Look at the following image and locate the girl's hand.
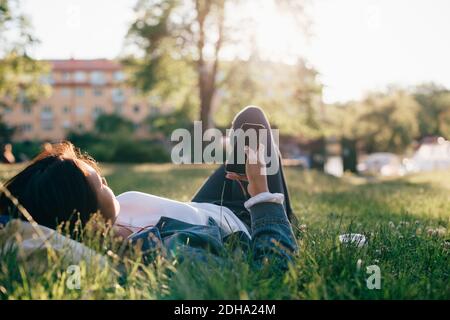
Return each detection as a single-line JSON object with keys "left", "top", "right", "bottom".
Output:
{"left": 226, "top": 145, "right": 269, "bottom": 197}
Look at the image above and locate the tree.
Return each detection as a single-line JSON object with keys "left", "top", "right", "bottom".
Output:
{"left": 342, "top": 90, "right": 420, "bottom": 153}
{"left": 94, "top": 113, "right": 135, "bottom": 136}
{"left": 0, "top": 115, "right": 15, "bottom": 144}
{"left": 413, "top": 83, "right": 450, "bottom": 139}
{"left": 214, "top": 57, "right": 323, "bottom": 139}
{"left": 0, "top": 0, "right": 49, "bottom": 110}
{"left": 125, "top": 0, "right": 225, "bottom": 131}
{"left": 67, "top": 114, "right": 172, "bottom": 163}
{"left": 125, "top": 0, "right": 309, "bottom": 132}
{"left": 147, "top": 101, "right": 194, "bottom": 137}
{"left": 292, "top": 59, "right": 324, "bottom": 137}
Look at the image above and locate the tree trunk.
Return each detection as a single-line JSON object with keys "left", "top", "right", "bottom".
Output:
{"left": 200, "top": 93, "right": 213, "bottom": 132}
{"left": 195, "top": 0, "right": 224, "bottom": 133}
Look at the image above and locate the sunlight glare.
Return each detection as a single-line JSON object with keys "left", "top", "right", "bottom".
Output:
{"left": 252, "top": 0, "right": 305, "bottom": 63}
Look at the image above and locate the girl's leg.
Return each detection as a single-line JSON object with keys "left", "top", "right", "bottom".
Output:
{"left": 230, "top": 106, "right": 294, "bottom": 218}
{"left": 191, "top": 106, "right": 294, "bottom": 221}
{"left": 191, "top": 164, "right": 233, "bottom": 203}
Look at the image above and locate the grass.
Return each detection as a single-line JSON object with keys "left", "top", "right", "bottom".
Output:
{"left": 0, "top": 163, "right": 449, "bottom": 299}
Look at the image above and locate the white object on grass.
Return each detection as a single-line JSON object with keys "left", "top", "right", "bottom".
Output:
{"left": 339, "top": 233, "right": 367, "bottom": 247}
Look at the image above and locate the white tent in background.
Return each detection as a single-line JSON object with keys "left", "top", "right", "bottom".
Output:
{"left": 406, "top": 137, "right": 450, "bottom": 172}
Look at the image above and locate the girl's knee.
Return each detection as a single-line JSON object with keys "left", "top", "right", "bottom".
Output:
{"left": 233, "top": 105, "right": 268, "bottom": 127}
{"left": 240, "top": 105, "right": 265, "bottom": 117}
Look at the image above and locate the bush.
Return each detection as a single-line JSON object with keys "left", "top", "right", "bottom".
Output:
{"left": 64, "top": 114, "right": 172, "bottom": 163}
{"left": 11, "top": 141, "right": 42, "bottom": 161}
{"left": 66, "top": 132, "right": 99, "bottom": 151}
{"left": 67, "top": 133, "right": 171, "bottom": 163}
{"left": 85, "top": 143, "right": 117, "bottom": 162}
{"left": 111, "top": 140, "right": 170, "bottom": 163}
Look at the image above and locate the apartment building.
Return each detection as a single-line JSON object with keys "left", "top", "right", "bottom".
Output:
{"left": 2, "top": 59, "right": 155, "bottom": 141}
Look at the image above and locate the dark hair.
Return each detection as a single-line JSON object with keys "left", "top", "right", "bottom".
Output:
{"left": 0, "top": 141, "right": 100, "bottom": 229}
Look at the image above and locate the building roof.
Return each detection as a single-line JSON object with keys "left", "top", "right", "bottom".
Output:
{"left": 47, "top": 59, "right": 122, "bottom": 72}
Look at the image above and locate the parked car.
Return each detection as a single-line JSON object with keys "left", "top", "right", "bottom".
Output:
{"left": 357, "top": 153, "right": 406, "bottom": 176}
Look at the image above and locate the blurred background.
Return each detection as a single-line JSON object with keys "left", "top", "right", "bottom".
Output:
{"left": 1, "top": 0, "right": 449, "bottom": 177}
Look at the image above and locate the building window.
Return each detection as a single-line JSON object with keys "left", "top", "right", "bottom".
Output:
{"left": 91, "top": 71, "right": 105, "bottom": 85}
{"left": 22, "top": 105, "right": 32, "bottom": 114}
{"left": 63, "top": 105, "right": 70, "bottom": 114}
{"left": 61, "top": 88, "right": 71, "bottom": 97}
{"left": 41, "top": 106, "right": 53, "bottom": 117}
{"left": 75, "top": 105, "right": 85, "bottom": 116}
{"left": 93, "top": 88, "right": 103, "bottom": 96}
{"left": 133, "top": 105, "right": 140, "bottom": 113}
{"left": 75, "top": 88, "right": 85, "bottom": 96}
{"left": 74, "top": 71, "right": 87, "bottom": 82}
{"left": 40, "top": 106, "right": 53, "bottom": 130}
{"left": 77, "top": 123, "right": 84, "bottom": 131}
{"left": 93, "top": 106, "right": 103, "bottom": 119}
{"left": 17, "top": 90, "right": 30, "bottom": 106}
{"left": 112, "top": 88, "right": 125, "bottom": 103}
{"left": 113, "top": 71, "right": 125, "bottom": 82}
{"left": 114, "top": 104, "right": 123, "bottom": 114}
{"left": 113, "top": 88, "right": 124, "bottom": 95}
{"left": 40, "top": 73, "right": 54, "bottom": 85}
{"left": 62, "top": 72, "right": 71, "bottom": 81}
{"left": 22, "top": 123, "right": 33, "bottom": 132}
{"left": 41, "top": 118, "right": 53, "bottom": 131}
{"left": 62, "top": 120, "right": 71, "bottom": 129}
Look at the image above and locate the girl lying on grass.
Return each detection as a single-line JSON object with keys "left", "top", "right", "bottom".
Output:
{"left": 0, "top": 106, "right": 297, "bottom": 268}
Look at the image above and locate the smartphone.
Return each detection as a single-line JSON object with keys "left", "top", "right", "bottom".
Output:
{"left": 225, "top": 123, "right": 266, "bottom": 176}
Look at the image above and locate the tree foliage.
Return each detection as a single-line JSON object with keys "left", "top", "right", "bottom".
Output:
{"left": 0, "top": 0, "right": 49, "bottom": 110}
{"left": 0, "top": 115, "right": 15, "bottom": 144}
{"left": 94, "top": 113, "right": 135, "bottom": 136}
{"left": 124, "top": 0, "right": 310, "bottom": 132}
{"left": 333, "top": 90, "right": 421, "bottom": 153}
{"left": 67, "top": 114, "right": 171, "bottom": 163}
{"left": 215, "top": 57, "right": 324, "bottom": 138}
{"left": 413, "top": 83, "right": 450, "bottom": 139}
{"left": 147, "top": 102, "right": 194, "bottom": 137}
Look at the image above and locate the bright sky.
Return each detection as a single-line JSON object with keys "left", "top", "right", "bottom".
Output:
{"left": 21, "top": 0, "right": 450, "bottom": 103}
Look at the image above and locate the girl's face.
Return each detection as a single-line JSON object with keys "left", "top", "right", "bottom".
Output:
{"left": 80, "top": 162, "right": 120, "bottom": 223}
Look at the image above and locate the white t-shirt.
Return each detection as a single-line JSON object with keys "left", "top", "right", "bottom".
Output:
{"left": 115, "top": 191, "right": 251, "bottom": 238}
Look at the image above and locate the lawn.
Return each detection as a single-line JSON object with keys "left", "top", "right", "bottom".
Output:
{"left": 0, "top": 163, "right": 449, "bottom": 299}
